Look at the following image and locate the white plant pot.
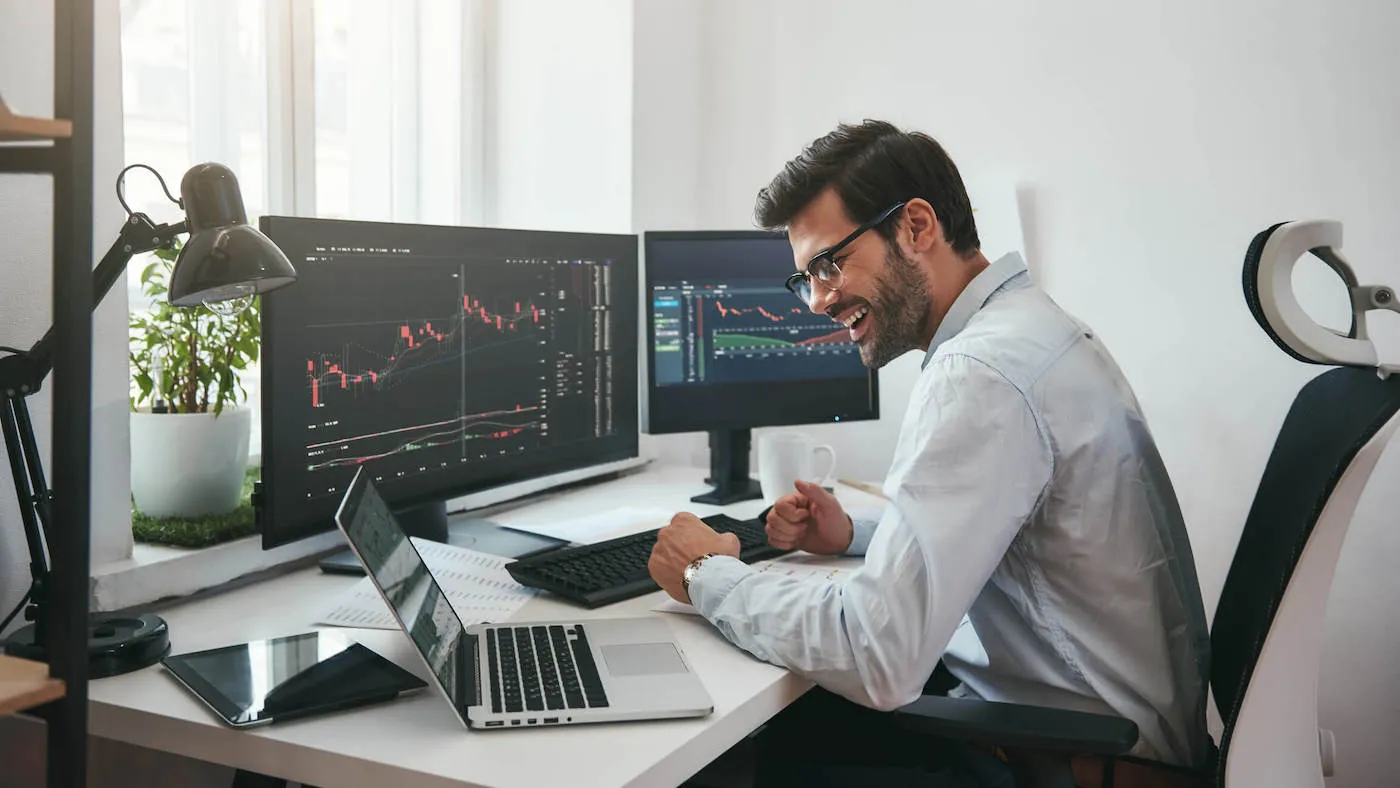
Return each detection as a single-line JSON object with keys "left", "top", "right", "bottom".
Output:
{"left": 131, "top": 406, "right": 251, "bottom": 518}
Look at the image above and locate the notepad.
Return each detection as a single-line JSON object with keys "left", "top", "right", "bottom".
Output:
{"left": 316, "top": 539, "right": 538, "bottom": 630}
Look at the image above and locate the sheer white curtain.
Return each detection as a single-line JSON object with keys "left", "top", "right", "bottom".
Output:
{"left": 313, "top": 0, "right": 476, "bottom": 223}
{"left": 120, "top": 0, "right": 484, "bottom": 462}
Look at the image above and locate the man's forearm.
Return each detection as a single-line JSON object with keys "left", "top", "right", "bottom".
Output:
{"left": 687, "top": 540, "right": 944, "bottom": 711}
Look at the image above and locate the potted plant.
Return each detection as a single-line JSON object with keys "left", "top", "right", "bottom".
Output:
{"left": 128, "top": 239, "right": 260, "bottom": 518}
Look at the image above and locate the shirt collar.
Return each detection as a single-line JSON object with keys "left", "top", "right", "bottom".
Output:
{"left": 922, "top": 252, "right": 1029, "bottom": 368}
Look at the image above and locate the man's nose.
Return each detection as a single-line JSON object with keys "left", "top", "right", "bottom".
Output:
{"left": 808, "top": 284, "right": 838, "bottom": 316}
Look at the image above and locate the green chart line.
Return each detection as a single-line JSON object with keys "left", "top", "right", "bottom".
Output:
{"left": 713, "top": 333, "right": 796, "bottom": 349}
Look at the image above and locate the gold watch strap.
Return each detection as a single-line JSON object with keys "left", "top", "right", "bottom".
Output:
{"left": 683, "top": 553, "right": 716, "bottom": 592}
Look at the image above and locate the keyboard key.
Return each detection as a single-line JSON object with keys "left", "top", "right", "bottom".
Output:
{"left": 550, "top": 625, "right": 587, "bottom": 709}
{"left": 533, "top": 626, "right": 567, "bottom": 711}
{"left": 487, "top": 631, "right": 502, "bottom": 714}
{"left": 515, "top": 627, "right": 545, "bottom": 712}
{"left": 568, "top": 625, "right": 609, "bottom": 708}
{"left": 495, "top": 629, "right": 524, "bottom": 713}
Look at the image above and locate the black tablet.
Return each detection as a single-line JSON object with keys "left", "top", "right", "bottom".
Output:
{"left": 162, "top": 631, "right": 427, "bottom": 727}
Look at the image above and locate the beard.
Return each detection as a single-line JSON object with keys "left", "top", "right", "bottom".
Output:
{"left": 857, "top": 244, "right": 932, "bottom": 368}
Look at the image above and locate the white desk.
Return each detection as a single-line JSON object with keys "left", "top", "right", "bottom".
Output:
{"left": 87, "top": 465, "right": 875, "bottom": 788}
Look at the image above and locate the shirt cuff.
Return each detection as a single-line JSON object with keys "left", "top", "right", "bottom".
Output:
{"left": 687, "top": 555, "right": 752, "bottom": 617}
{"left": 846, "top": 518, "right": 878, "bottom": 556}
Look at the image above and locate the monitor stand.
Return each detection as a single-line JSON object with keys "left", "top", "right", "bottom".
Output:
{"left": 318, "top": 499, "right": 567, "bottom": 575}
{"left": 690, "top": 428, "right": 763, "bottom": 505}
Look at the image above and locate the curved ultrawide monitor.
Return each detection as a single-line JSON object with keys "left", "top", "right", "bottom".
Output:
{"left": 643, "top": 230, "right": 878, "bottom": 435}
{"left": 258, "top": 216, "right": 639, "bottom": 549}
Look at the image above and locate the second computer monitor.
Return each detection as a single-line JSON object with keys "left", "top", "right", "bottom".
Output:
{"left": 644, "top": 231, "right": 878, "bottom": 504}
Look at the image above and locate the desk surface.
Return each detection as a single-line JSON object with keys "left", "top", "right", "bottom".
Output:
{"left": 87, "top": 465, "right": 876, "bottom": 788}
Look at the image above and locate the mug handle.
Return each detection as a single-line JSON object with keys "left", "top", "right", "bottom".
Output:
{"left": 811, "top": 444, "right": 837, "bottom": 487}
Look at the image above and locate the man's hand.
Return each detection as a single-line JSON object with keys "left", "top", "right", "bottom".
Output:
{"left": 765, "top": 480, "right": 853, "bottom": 555}
{"left": 648, "top": 513, "right": 741, "bottom": 603}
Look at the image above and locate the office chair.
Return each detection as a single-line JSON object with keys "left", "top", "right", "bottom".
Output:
{"left": 888, "top": 219, "right": 1400, "bottom": 788}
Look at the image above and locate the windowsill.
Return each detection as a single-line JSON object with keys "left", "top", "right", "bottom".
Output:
{"left": 91, "top": 456, "right": 651, "bottom": 612}
{"left": 91, "top": 530, "right": 344, "bottom": 613}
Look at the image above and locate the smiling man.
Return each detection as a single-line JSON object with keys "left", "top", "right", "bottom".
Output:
{"left": 648, "top": 120, "right": 1212, "bottom": 788}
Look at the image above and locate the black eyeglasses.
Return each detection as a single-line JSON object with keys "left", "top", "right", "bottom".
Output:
{"left": 784, "top": 201, "right": 906, "bottom": 305}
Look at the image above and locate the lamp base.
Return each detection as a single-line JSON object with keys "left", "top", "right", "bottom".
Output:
{"left": 3, "top": 612, "right": 170, "bottom": 679}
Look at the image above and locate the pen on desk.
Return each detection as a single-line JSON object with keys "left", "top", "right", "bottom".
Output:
{"left": 837, "top": 478, "right": 888, "bottom": 500}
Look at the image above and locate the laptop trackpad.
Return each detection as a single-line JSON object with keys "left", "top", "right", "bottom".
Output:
{"left": 601, "top": 643, "right": 688, "bottom": 676}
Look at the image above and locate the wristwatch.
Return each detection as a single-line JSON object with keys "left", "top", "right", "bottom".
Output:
{"left": 681, "top": 553, "right": 717, "bottom": 599}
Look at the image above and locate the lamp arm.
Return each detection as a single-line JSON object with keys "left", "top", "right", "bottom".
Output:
{"left": 18, "top": 214, "right": 187, "bottom": 385}
{"left": 0, "top": 212, "right": 185, "bottom": 641}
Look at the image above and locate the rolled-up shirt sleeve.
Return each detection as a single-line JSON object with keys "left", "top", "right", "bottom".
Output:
{"left": 688, "top": 354, "right": 1052, "bottom": 711}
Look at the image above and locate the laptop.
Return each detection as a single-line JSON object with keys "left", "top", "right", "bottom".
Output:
{"left": 332, "top": 466, "right": 714, "bottom": 729}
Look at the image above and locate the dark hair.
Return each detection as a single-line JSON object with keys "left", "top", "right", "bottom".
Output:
{"left": 754, "top": 119, "right": 980, "bottom": 258}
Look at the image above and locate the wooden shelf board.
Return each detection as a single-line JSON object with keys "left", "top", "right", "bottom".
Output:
{"left": 0, "top": 100, "right": 72, "bottom": 141}
{"left": 0, "top": 655, "right": 65, "bottom": 716}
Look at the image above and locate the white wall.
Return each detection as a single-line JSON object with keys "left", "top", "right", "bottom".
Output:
{"left": 489, "top": 0, "right": 633, "bottom": 234}
{"left": 634, "top": 0, "right": 1400, "bottom": 784}
{"left": 0, "top": 0, "right": 131, "bottom": 638}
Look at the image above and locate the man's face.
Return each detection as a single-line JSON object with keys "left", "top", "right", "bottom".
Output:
{"left": 789, "top": 190, "right": 931, "bottom": 368}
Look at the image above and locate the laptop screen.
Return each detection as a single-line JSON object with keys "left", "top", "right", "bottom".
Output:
{"left": 335, "top": 469, "right": 476, "bottom": 713}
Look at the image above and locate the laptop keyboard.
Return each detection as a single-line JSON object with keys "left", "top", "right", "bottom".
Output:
{"left": 487, "top": 624, "right": 608, "bottom": 714}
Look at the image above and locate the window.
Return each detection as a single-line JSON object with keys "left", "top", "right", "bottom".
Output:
{"left": 119, "top": 0, "right": 484, "bottom": 462}
{"left": 312, "top": 0, "right": 470, "bottom": 222}
{"left": 121, "top": 0, "right": 270, "bottom": 243}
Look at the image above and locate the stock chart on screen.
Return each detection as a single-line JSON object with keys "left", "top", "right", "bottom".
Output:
{"left": 259, "top": 217, "right": 634, "bottom": 539}
{"left": 651, "top": 281, "right": 866, "bottom": 386}
{"left": 297, "top": 253, "right": 613, "bottom": 499}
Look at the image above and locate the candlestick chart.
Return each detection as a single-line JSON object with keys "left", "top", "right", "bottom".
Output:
{"left": 295, "top": 258, "right": 569, "bottom": 491}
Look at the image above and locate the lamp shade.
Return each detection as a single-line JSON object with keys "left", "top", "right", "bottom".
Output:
{"left": 168, "top": 162, "right": 297, "bottom": 307}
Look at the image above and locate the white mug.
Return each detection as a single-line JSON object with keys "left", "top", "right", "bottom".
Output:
{"left": 757, "top": 432, "right": 837, "bottom": 503}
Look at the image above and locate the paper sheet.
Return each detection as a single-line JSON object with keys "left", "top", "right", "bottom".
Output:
{"left": 651, "top": 558, "right": 853, "bottom": 616}
{"left": 501, "top": 505, "right": 674, "bottom": 545}
{"left": 316, "top": 539, "right": 537, "bottom": 630}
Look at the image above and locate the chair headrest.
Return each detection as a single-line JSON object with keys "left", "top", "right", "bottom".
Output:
{"left": 1243, "top": 220, "right": 1397, "bottom": 375}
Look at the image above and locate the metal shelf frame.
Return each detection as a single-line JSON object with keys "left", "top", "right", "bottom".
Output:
{"left": 1, "top": 2, "right": 96, "bottom": 786}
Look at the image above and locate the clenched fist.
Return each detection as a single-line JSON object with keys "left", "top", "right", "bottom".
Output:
{"left": 765, "top": 480, "right": 853, "bottom": 555}
{"left": 648, "top": 512, "right": 741, "bottom": 603}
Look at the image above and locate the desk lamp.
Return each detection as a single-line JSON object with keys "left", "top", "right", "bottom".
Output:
{"left": 0, "top": 162, "right": 297, "bottom": 678}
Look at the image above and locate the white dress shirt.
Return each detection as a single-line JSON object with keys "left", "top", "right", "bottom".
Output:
{"left": 688, "top": 252, "right": 1212, "bottom": 767}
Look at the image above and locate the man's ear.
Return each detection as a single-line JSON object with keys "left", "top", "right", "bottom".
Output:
{"left": 900, "top": 198, "right": 942, "bottom": 255}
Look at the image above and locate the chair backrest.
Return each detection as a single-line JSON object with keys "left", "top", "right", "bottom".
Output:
{"left": 1210, "top": 220, "right": 1400, "bottom": 788}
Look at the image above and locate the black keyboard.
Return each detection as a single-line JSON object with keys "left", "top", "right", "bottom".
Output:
{"left": 505, "top": 513, "right": 789, "bottom": 608}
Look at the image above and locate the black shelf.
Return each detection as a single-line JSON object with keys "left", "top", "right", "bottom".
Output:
{"left": 0, "top": 146, "right": 58, "bottom": 174}
{"left": 1, "top": 2, "right": 95, "bottom": 787}
{"left": 46, "top": 1, "right": 96, "bottom": 786}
